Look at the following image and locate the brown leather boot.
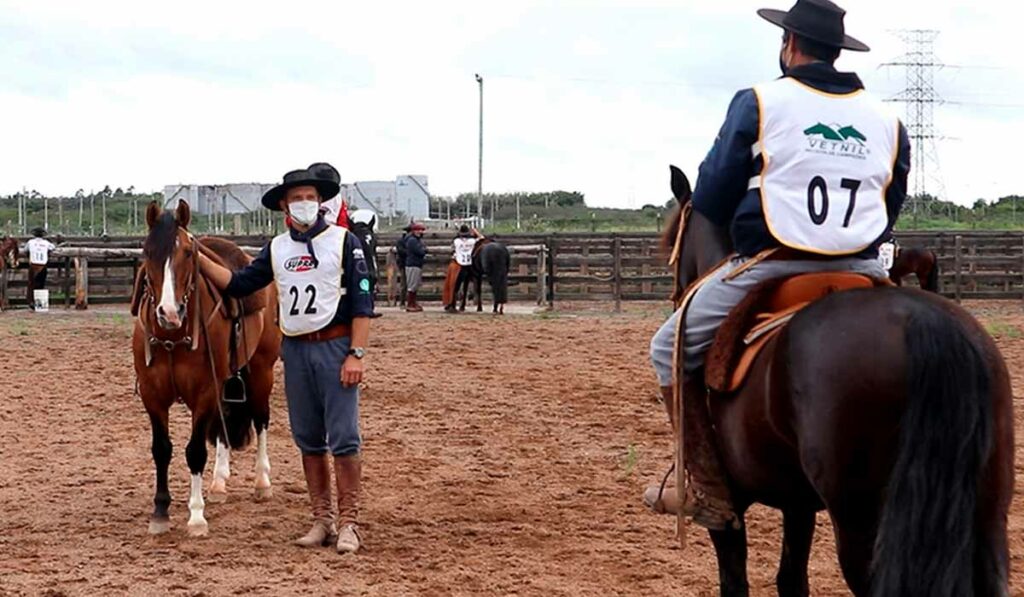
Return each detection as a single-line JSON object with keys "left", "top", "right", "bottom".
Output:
{"left": 405, "top": 291, "right": 423, "bottom": 312}
{"left": 680, "top": 370, "right": 738, "bottom": 530}
{"left": 295, "top": 453, "right": 337, "bottom": 547}
{"left": 333, "top": 454, "right": 362, "bottom": 554}
{"left": 643, "top": 385, "right": 680, "bottom": 514}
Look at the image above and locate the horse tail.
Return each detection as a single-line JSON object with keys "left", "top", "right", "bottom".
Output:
{"left": 924, "top": 251, "right": 940, "bottom": 292}
{"left": 871, "top": 304, "right": 996, "bottom": 596}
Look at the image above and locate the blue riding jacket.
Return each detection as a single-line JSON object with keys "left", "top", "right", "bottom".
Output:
{"left": 691, "top": 62, "right": 912, "bottom": 258}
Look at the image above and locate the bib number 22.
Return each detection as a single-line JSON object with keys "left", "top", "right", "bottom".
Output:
{"left": 807, "top": 176, "right": 861, "bottom": 228}
{"left": 288, "top": 285, "right": 318, "bottom": 316}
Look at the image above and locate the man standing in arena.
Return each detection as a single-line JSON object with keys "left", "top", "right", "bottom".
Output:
{"left": 199, "top": 164, "right": 372, "bottom": 554}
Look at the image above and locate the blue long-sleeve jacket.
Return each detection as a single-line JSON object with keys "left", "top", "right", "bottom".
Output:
{"left": 691, "top": 62, "right": 911, "bottom": 258}
{"left": 225, "top": 231, "right": 374, "bottom": 326}
{"left": 403, "top": 235, "right": 427, "bottom": 268}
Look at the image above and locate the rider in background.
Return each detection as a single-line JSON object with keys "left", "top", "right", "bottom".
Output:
{"left": 403, "top": 222, "right": 428, "bottom": 312}
{"left": 646, "top": 0, "right": 910, "bottom": 530}
{"left": 25, "top": 227, "right": 56, "bottom": 310}
{"left": 445, "top": 225, "right": 479, "bottom": 312}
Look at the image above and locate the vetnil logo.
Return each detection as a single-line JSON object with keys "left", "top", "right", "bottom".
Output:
{"left": 803, "top": 122, "right": 869, "bottom": 159}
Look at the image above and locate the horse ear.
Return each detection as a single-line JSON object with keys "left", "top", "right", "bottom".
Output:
{"left": 669, "top": 165, "right": 692, "bottom": 204}
{"left": 145, "top": 201, "right": 161, "bottom": 229}
{"left": 176, "top": 200, "right": 192, "bottom": 229}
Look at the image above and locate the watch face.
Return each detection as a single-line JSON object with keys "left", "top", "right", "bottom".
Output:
{"left": 351, "top": 348, "right": 366, "bottom": 358}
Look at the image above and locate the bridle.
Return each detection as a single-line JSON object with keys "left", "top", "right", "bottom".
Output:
{"left": 139, "top": 232, "right": 202, "bottom": 358}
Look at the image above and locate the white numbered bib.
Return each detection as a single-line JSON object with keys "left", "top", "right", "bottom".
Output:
{"left": 453, "top": 237, "right": 476, "bottom": 266}
{"left": 752, "top": 78, "right": 898, "bottom": 255}
{"left": 878, "top": 241, "right": 896, "bottom": 271}
{"left": 26, "top": 238, "right": 54, "bottom": 265}
{"left": 270, "top": 226, "right": 348, "bottom": 336}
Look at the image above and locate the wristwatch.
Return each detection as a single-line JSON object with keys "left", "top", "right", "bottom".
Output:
{"left": 347, "top": 347, "right": 367, "bottom": 359}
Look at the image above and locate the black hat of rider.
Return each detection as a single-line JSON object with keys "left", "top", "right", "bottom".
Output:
{"left": 261, "top": 165, "right": 341, "bottom": 211}
{"left": 32, "top": 227, "right": 46, "bottom": 237}
{"left": 758, "top": 0, "right": 869, "bottom": 52}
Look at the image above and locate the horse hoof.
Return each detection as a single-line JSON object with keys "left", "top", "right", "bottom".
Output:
{"left": 187, "top": 522, "right": 209, "bottom": 537}
{"left": 254, "top": 486, "right": 273, "bottom": 501}
{"left": 207, "top": 491, "right": 228, "bottom": 504}
{"left": 148, "top": 519, "right": 171, "bottom": 535}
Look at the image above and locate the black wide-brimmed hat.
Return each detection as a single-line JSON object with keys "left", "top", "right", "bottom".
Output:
{"left": 261, "top": 165, "right": 341, "bottom": 211}
{"left": 758, "top": 0, "right": 869, "bottom": 52}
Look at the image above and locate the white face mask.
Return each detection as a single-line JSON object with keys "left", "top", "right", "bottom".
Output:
{"left": 288, "top": 200, "right": 320, "bottom": 226}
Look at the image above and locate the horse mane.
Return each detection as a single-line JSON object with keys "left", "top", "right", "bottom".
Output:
{"left": 144, "top": 212, "right": 179, "bottom": 265}
{"left": 660, "top": 203, "right": 682, "bottom": 257}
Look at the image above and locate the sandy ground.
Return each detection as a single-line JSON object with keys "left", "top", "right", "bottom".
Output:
{"left": 0, "top": 300, "right": 1021, "bottom": 596}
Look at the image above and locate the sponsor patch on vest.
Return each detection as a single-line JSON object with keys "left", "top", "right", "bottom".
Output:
{"left": 803, "top": 123, "right": 869, "bottom": 160}
{"left": 283, "top": 255, "right": 317, "bottom": 272}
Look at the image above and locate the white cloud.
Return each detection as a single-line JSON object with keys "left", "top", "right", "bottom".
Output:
{"left": 0, "top": 0, "right": 1020, "bottom": 209}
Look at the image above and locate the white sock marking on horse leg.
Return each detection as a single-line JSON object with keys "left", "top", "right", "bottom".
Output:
{"left": 187, "top": 473, "right": 208, "bottom": 535}
{"left": 209, "top": 439, "right": 230, "bottom": 497}
{"left": 254, "top": 430, "right": 272, "bottom": 498}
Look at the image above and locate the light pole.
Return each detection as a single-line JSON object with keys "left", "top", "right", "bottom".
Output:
{"left": 475, "top": 73, "right": 483, "bottom": 227}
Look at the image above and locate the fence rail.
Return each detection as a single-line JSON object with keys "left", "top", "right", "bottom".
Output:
{"left": 5, "top": 231, "right": 1024, "bottom": 310}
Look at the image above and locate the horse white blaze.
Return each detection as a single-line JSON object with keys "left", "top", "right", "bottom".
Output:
{"left": 158, "top": 257, "right": 181, "bottom": 327}
{"left": 210, "top": 439, "right": 230, "bottom": 497}
{"left": 187, "top": 473, "right": 208, "bottom": 535}
{"left": 254, "top": 430, "right": 272, "bottom": 498}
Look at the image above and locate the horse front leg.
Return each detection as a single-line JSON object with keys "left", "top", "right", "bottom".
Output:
{"left": 147, "top": 410, "right": 173, "bottom": 535}
{"left": 207, "top": 439, "right": 230, "bottom": 503}
{"left": 254, "top": 426, "right": 272, "bottom": 501}
{"left": 185, "top": 415, "right": 211, "bottom": 537}
{"left": 709, "top": 512, "right": 749, "bottom": 597}
{"left": 777, "top": 509, "right": 816, "bottom": 597}
{"left": 475, "top": 276, "right": 483, "bottom": 312}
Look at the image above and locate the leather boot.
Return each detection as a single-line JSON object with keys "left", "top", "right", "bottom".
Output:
{"left": 643, "top": 386, "right": 680, "bottom": 514}
{"left": 295, "top": 453, "right": 337, "bottom": 547}
{"left": 680, "top": 370, "right": 738, "bottom": 530}
{"left": 333, "top": 454, "right": 362, "bottom": 554}
{"left": 405, "top": 291, "right": 423, "bottom": 312}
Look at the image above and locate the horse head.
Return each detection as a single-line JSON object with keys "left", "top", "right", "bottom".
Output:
{"left": 142, "top": 200, "right": 198, "bottom": 331}
{"left": 0, "top": 237, "right": 17, "bottom": 269}
{"left": 661, "top": 165, "right": 732, "bottom": 297}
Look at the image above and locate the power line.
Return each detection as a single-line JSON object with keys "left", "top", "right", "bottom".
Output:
{"left": 881, "top": 29, "right": 948, "bottom": 211}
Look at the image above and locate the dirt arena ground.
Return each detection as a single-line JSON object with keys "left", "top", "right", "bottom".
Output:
{"left": 1, "top": 300, "right": 1022, "bottom": 596}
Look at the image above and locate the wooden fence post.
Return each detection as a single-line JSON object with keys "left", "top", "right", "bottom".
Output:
{"left": 75, "top": 257, "right": 89, "bottom": 310}
{"left": 536, "top": 245, "right": 546, "bottom": 306}
{"left": 64, "top": 256, "right": 72, "bottom": 309}
{"left": 385, "top": 249, "right": 397, "bottom": 307}
{"left": 613, "top": 236, "right": 622, "bottom": 313}
{"left": 0, "top": 263, "right": 7, "bottom": 310}
{"left": 547, "top": 237, "right": 557, "bottom": 308}
{"left": 953, "top": 235, "right": 962, "bottom": 304}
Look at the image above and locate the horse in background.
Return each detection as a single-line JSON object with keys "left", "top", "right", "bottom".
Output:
{"left": 0, "top": 236, "right": 17, "bottom": 310}
{"left": 348, "top": 209, "right": 380, "bottom": 299}
{"left": 462, "top": 239, "right": 510, "bottom": 314}
{"left": 132, "top": 200, "right": 280, "bottom": 536}
{"left": 889, "top": 245, "right": 940, "bottom": 292}
{"left": 658, "top": 164, "right": 1012, "bottom": 596}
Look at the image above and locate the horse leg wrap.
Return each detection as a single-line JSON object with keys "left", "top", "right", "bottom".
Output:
{"left": 681, "top": 371, "right": 739, "bottom": 531}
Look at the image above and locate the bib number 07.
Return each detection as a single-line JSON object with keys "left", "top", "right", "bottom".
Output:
{"left": 807, "top": 176, "right": 862, "bottom": 228}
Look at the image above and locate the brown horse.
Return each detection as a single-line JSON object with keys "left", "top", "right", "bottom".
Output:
{"left": 889, "top": 245, "right": 940, "bottom": 292}
{"left": 660, "top": 165, "right": 1013, "bottom": 596}
{"left": 132, "top": 201, "right": 280, "bottom": 536}
{"left": 0, "top": 236, "right": 17, "bottom": 310}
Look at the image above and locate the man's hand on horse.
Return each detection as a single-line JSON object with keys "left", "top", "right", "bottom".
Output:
{"left": 341, "top": 356, "right": 364, "bottom": 387}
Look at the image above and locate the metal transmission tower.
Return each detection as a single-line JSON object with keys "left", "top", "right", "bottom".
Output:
{"left": 882, "top": 29, "right": 947, "bottom": 217}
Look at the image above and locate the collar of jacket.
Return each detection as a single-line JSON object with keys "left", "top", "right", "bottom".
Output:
{"left": 783, "top": 62, "right": 864, "bottom": 92}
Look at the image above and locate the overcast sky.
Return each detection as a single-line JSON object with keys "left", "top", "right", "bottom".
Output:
{"left": 1, "top": 0, "right": 1020, "bottom": 207}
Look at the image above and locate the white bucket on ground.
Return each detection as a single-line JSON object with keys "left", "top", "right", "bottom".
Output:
{"left": 33, "top": 289, "right": 49, "bottom": 312}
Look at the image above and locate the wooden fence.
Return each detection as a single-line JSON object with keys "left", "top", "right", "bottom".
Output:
{"left": 4, "top": 231, "right": 1024, "bottom": 309}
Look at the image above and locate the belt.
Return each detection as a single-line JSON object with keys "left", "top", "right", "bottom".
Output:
{"left": 292, "top": 323, "right": 351, "bottom": 343}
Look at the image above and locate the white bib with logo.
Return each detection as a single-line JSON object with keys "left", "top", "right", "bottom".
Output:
{"left": 453, "top": 237, "right": 476, "bottom": 266}
{"left": 26, "top": 238, "right": 55, "bottom": 265}
{"left": 270, "top": 226, "right": 348, "bottom": 336}
{"left": 877, "top": 241, "right": 896, "bottom": 271}
{"left": 753, "top": 78, "right": 898, "bottom": 255}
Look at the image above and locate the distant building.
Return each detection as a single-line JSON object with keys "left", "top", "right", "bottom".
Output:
{"left": 163, "top": 175, "right": 429, "bottom": 220}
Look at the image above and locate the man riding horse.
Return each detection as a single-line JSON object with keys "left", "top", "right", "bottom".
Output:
{"left": 647, "top": 0, "right": 910, "bottom": 530}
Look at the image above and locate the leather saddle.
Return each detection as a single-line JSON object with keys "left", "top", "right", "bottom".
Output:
{"left": 704, "top": 272, "right": 888, "bottom": 393}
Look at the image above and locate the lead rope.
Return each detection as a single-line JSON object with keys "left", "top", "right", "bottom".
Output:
{"left": 192, "top": 237, "right": 232, "bottom": 448}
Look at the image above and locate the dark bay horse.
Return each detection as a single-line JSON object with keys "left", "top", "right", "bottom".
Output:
{"left": 0, "top": 236, "right": 17, "bottom": 310}
{"left": 462, "top": 239, "right": 510, "bottom": 314}
{"left": 889, "top": 245, "right": 940, "bottom": 292}
{"left": 132, "top": 201, "right": 280, "bottom": 536}
{"left": 660, "top": 165, "right": 1012, "bottom": 596}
